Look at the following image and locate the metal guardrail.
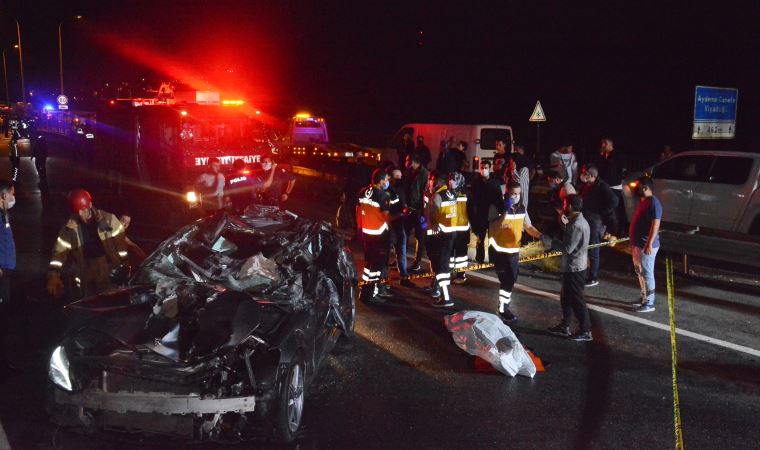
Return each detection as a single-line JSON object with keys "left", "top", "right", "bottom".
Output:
{"left": 659, "top": 229, "right": 760, "bottom": 269}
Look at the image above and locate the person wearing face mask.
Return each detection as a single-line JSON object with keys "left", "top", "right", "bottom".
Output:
{"left": 257, "top": 156, "right": 295, "bottom": 207}
{"left": 543, "top": 169, "right": 578, "bottom": 240}
{"left": 488, "top": 182, "right": 547, "bottom": 322}
{"left": 449, "top": 172, "right": 470, "bottom": 284}
{"left": 469, "top": 161, "right": 496, "bottom": 263}
{"left": 546, "top": 194, "right": 593, "bottom": 341}
{"left": 47, "top": 189, "right": 130, "bottom": 300}
{"left": 0, "top": 180, "right": 15, "bottom": 374}
{"left": 385, "top": 169, "right": 415, "bottom": 288}
{"left": 404, "top": 154, "right": 430, "bottom": 273}
{"left": 356, "top": 169, "right": 392, "bottom": 304}
{"left": 579, "top": 164, "right": 618, "bottom": 287}
{"left": 424, "top": 171, "right": 458, "bottom": 307}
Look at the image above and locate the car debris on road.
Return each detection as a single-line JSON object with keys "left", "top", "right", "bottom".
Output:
{"left": 47, "top": 205, "right": 357, "bottom": 444}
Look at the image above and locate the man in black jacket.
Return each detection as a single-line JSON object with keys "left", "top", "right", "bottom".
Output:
{"left": 386, "top": 168, "right": 414, "bottom": 288}
{"left": 404, "top": 155, "right": 430, "bottom": 272}
{"left": 592, "top": 138, "right": 627, "bottom": 233}
{"left": 579, "top": 164, "right": 619, "bottom": 287}
{"left": 396, "top": 132, "right": 415, "bottom": 169}
{"left": 413, "top": 136, "right": 432, "bottom": 169}
{"left": 469, "top": 160, "right": 499, "bottom": 263}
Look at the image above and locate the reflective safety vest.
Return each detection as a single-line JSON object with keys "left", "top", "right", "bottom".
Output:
{"left": 357, "top": 186, "right": 389, "bottom": 235}
{"left": 454, "top": 192, "right": 469, "bottom": 231}
{"left": 429, "top": 187, "right": 457, "bottom": 235}
{"left": 488, "top": 204, "right": 526, "bottom": 253}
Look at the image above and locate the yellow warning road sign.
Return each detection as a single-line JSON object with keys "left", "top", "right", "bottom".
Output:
{"left": 529, "top": 100, "right": 547, "bottom": 122}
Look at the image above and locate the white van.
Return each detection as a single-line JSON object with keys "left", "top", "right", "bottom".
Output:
{"left": 384, "top": 123, "right": 514, "bottom": 171}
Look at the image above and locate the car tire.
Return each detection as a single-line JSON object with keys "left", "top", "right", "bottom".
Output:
{"left": 341, "top": 280, "right": 356, "bottom": 337}
{"left": 273, "top": 358, "right": 305, "bottom": 444}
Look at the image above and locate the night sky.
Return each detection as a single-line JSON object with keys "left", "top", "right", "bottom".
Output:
{"left": 2, "top": 1, "right": 758, "bottom": 161}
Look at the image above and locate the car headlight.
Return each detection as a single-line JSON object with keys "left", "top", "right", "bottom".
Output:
{"left": 186, "top": 191, "right": 199, "bottom": 206}
{"left": 49, "top": 346, "right": 73, "bottom": 391}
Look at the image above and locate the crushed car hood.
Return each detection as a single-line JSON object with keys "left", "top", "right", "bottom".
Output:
{"left": 63, "top": 205, "right": 356, "bottom": 363}
{"left": 66, "top": 284, "right": 263, "bottom": 361}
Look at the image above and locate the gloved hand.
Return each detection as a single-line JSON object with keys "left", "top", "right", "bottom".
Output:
{"left": 47, "top": 274, "right": 64, "bottom": 298}
{"left": 540, "top": 234, "right": 553, "bottom": 250}
{"left": 504, "top": 197, "right": 514, "bottom": 211}
{"left": 419, "top": 215, "right": 428, "bottom": 231}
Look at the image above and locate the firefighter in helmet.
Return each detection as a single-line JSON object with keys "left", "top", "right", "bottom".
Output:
{"left": 47, "top": 189, "right": 130, "bottom": 300}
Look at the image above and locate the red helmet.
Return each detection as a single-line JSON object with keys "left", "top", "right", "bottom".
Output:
{"left": 70, "top": 189, "right": 92, "bottom": 213}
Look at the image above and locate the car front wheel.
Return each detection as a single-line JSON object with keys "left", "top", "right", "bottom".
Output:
{"left": 274, "top": 359, "right": 305, "bottom": 443}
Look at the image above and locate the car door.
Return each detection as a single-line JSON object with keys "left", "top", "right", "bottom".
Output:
{"left": 688, "top": 155, "right": 757, "bottom": 231}
{"left": 650, "top": 154, "right": 714, "bottom": 225}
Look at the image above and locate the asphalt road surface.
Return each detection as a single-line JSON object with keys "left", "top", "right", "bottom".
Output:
{"left": 1, "top": 150, "right": 759, "bottom": 449}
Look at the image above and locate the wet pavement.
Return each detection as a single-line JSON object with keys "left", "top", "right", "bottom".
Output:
{"left": 0, "top": 150, "right": 759, "bottom": 449}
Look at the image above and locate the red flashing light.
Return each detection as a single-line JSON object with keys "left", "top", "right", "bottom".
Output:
{"left": 180, "top": 110, "right": 188, "bottom": 116}
{"left": 242, "top": 169, "right": 251, "bottom": 175}
{"left": 109, "top": 100, "right": 115, "bottom": 105}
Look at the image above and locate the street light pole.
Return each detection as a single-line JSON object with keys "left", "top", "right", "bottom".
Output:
{"left": 1, "top": 50, "right": 8, "bottom": 105}
{"left": 58, "top": 16, "right": 82, "bottom": 96}
{"left": 14, "top": 18, "right": 25, "bottom": 104}
{"left": 58, "top": 22, "right": 64, "bottom": 95}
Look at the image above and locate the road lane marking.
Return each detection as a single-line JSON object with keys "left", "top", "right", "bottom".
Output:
{"left": 467, "top": 270, "right": 760, "bottom": 359}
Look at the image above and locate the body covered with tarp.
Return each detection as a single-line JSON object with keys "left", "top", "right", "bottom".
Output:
{"left": 445, "top": 311, "right": 536, "bottom": 378}
{"left": 47, "top": 206, "right": 357, "bottom": 443}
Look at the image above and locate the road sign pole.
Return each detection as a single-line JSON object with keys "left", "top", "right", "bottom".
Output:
{"left": 529, "top": 100, "right": 546, "bottom": 159}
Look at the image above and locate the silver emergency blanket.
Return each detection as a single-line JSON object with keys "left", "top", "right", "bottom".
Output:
{"left": 444, "top": 311, "right": 536, "bottom": 378}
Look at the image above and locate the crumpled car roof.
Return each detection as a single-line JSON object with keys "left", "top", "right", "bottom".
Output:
{"left": 61, "top": 205, "right": 356, "bottom": 362}
{"left": 132, "top": 205, "right": 347, "bottom": 311}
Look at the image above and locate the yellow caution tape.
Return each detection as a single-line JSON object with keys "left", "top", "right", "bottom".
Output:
{"left": 666, "top": 258, "right": 685, "bottom": 450}
{"left": 359, "top": 237, "right": 629, "bottom": 287}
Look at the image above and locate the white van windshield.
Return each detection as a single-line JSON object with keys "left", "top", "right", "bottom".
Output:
{"left": 480, "top": 128, "right": 512, "bottom": 151}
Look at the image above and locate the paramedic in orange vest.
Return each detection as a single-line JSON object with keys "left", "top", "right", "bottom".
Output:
{"left": 424, "top": 170, "right": 458, "bottom": 308}
{"left": 356, "top": 169, "right": 392, "bottom": 304}
{"left": 448, "top": 172, "right": 470, "bottom": 284}
{"left": 489, "top": 181, "right": 546, "bottom": 322}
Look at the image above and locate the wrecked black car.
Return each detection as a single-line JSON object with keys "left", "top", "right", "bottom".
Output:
{"left": 48, "top": 206, "right": 357, "bottom": 443}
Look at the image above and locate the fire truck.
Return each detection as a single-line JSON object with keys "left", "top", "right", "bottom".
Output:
{"left": 95, "top": 85, "right": 281, "bottom": 211}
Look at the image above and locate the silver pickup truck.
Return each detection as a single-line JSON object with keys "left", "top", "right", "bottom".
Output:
{"left": 623, "top": 151, "right": 760, "bottom": 236}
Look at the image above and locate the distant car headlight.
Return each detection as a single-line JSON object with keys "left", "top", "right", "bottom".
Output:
{"left": 49, "top": 346, "right": 73, "bottom": 391}
{"left": 186, "top": 191, "right": 199, "bottom": 204}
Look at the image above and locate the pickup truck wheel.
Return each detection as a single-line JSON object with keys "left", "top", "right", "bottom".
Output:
{"left": 273, "top": 358, "right": 305, "bottom": 444}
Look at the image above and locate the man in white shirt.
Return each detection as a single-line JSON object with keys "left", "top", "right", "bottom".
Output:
{"left": 197, "top": 158, "right": 226, "bottom": 212}
{"left": 549, "top": 143, "right": 578, "bottom": 186}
